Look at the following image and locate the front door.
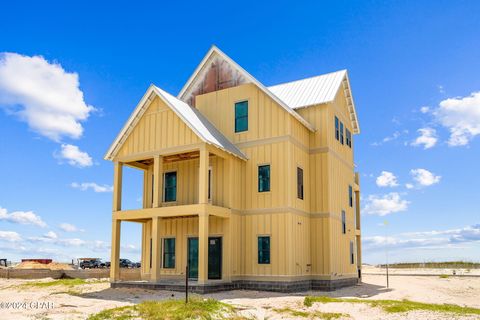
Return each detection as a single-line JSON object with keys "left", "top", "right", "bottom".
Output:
{"left": 187, "top": 237, "right": 198, "bottom": 279}
{"left": 208, "top": 237, "right": 222, "bottom": 279}
{"left": 187, "top": 236, "right": 222, "bottom": 280}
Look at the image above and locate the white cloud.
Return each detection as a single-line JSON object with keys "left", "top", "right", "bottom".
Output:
{"left": 0, "top": 206, "right": 47, "bottom": 227}
{"left": 363, "top": 224, "right": 480, "bottom": 251}
{"left": 371, "top": 130, "right": 408, "bottom": 147}
{"left": 410, "top": 168, "right": 441, "bottom": 187}
{"left": 405, "top": 183, "right": 414, "bottom": 189}
{"left": 0, "top": 52, "right": 95, "bottom": 141}
{"left": 434, "top": 91, "right": 480, "bottom": 146}
{"left": 0, "top": 231, "right": 22, "bottom": 242}
{"left": 59, "top": 223, "right": 83, "bottom": 232}
{"left": 71, "top": 182, "right": 112, "bottom": 193}
{"left": 411, "top": 127, "right": 438, "bottom": 149}
{"left": 55, "top": 144, "right": 93, "bottom": 167}
{"left": 420, "top": 106, "right": 430, "bottom": 114}
{"left": 376, "top": 171, "right": 399, "bottom": 187}
{"left": 363, "top": 192, "right": 409, "bottom": 216}
{"left": 44, "top": 231, "right": 58, "bottom": 239}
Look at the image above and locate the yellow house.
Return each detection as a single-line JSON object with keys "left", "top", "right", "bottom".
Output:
{"left": 105, "top": 46, "right": 361, "bottom": 292}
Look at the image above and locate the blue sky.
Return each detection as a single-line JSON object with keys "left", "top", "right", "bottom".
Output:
{"left": 0, "top": 1, "right": 479, "bottom": 264}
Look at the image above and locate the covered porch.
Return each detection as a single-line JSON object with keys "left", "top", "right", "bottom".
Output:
{"left": 110, "top": 143, "right": 237, "bottom": 285}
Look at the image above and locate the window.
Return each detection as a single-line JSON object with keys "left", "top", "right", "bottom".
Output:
{"left": 163, "top": 238, "right": 175, "bottom": 268}
{"left": 164, "top": 171, "right": 177, "bottom": 202}
{"left": 235, "top": 101, "right": 248, "bottom": 133}
{"left": 350, "top": 241, "right": 355, "bottom": 264}
{"left": 208, "top": 167, "right": 212, "bottom": 201}
{"left": 349, "top": 185, "right": 353, "bottom": 207}
{"left": 346, "top": 128, "right": 352, "bottom": 148}
{"left": 340, "top": 121, "right": 344, "bottom": 145}
{"left": 258, "top": 236, "right": 270, "bottom": 264}
{"left": 342, "top": 210, "right": 346, "bottom": 234}
{"left": 335, "top": 116, "right": 339, "bottom": 141}
{"left": 297, "top": 167, "right": 304, "bottom": 199}
{"left": 258, "top": 165, "right": 270, "bottom": 192}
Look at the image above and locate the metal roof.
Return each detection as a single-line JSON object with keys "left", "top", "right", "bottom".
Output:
{"left": 104, "top": 85, "right": 247, "bottom": 161}
{"left": 268, "top": 70, "right": 346, "bottom": 109}
{"left": 268, "top": 70, "right": 360, "bottom": 133}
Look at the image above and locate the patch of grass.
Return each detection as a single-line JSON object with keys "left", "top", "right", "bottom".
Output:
{"left": 88, "top": 296, "right": 243, "bottom": 320}
{"left": 273, "top": 307, "right": 346, "bottom": 319}
{"left": 439, "top": 274, "right": 450, "bottom": 279}
{"left": 20, "top": 278, "right": 107, "bottom": 289}
{"left": 304, "top": 296, "right": 480, "bottom": 316}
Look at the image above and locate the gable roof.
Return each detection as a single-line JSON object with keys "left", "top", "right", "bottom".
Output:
{"left": 104, "top": 85, "right": 247, "bottom": 161}
{"left": 268, "top": 70, "right": 360, "bottom": 134}
{"left": 178, "top": 45, "right": 316, "bottom": 132}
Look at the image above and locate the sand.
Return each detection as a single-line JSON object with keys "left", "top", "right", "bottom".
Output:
{"left": 13, "top": 262, "right": 74, "bottom": 270}
{"left": 0, "top": 273, "right": 479, "bottom": 319}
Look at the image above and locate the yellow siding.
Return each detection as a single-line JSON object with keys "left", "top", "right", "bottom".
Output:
{"left": 117, "top": 97, "right": 201, "bottom": 158}
{"left": 114, "top": 78, "right": 360, "bottom": 283}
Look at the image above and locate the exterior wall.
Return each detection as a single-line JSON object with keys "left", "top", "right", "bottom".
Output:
{"left": 112, "top": 80, "right": 360, "bottom": 287}
{"left": 116, "top": 97, "right": 201, "bottom": 159}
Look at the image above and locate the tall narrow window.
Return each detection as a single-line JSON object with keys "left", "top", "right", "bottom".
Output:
{"left": 350, "top": 241, "right": 355, "bottom": 264}
{"left": 258, "top": 165, "right": 270, "bottom": 192}
{"left": 235, "top": 101, "right": 248, "bottom": 133}
{"left": 340, "top": 121, "right": 344, "bottom": 145}
{"left": 349, "top": 185, "right": 353, "bottom": 207}
{"left": 163, "top": 238, "right": 175, "bottom": 268}
{"left": 342, "top": 210, "right": 346, "bottom": 234}
{"left": 335, "top": 116, "right": 339, "bottom": 141}
{"left": 297, "top": 167, "right": 304, "bottom": 199}
{"left": 164, "top": 171, "right": 177, "bottom": 202}
{"left": 346, "top": 128, "right": 352, "bottom": 148}
{"left": 258, "top": 236, "right": 270, "bottom": 264}
{"left": 208, "top": 168, "right": 212, "bottom": 201}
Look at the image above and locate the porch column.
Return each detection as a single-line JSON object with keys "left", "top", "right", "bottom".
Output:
{"left": 113, "top": 162, "right": 123, "bottom": 211}
{"left": 198, "top": 212, "right": 209, "bottom": 284}
{"left": 143, "top": 167, "right": 153, "bottom": 208}
{"left": 151, "top": 217, "right": 162, "bottom": 281}
{"left": 153, "top": 155, "right": 163, "bottom": 207}
{"left": 110, "top": 219, "right": 121, "bottom": 281}
{"left": 199, "top": 145, "right": 209, "bottom": 204}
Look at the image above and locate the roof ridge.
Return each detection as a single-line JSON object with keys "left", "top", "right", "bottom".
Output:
{"left": 268, "top": 69, "right": 347, "bottom": 89}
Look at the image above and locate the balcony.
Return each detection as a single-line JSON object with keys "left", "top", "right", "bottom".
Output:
{"left": 111, "top": 143, "right": 235, "bottom": 221}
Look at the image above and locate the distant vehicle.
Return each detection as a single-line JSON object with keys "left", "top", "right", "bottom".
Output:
{"left": 134, "top": 262, "right": 141, "bottom": 268}
{"left": 80, "top": 258, "right": 103, "bottom": 269}
{"left": 119, "top": 259, "right": 134, "bottom": 268}
{"left": 104, "top": 261, "right": 111, "bottom": 268}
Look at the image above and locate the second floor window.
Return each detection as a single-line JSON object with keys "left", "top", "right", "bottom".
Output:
{"left": 346, "top": 128, "right": 352, "bottom": 148}
{"left": 163, "top": 238, "right": 175, "bottom": 268}
{"left": 258, "top": 165, "right": 270, "bottom": 192}
{"left": 335, "top": 116, "right": 340, "bottom": 141}
{"left": 340, "top": 121, "right": 344, "bottom": 145}
{"left": 164, "top": 171, "right": 177, "bottom": 202}
{"left": 235, "top": 101, "right": 248, "bottom": 133}
{"left": 349, "top": 185, "right": 353, "bottom": 207}
{"left": 342, "top": 210, "right": 346, "bottom": 234}
{"left": 297, "top": 167, "right": 304, "bottom": 199}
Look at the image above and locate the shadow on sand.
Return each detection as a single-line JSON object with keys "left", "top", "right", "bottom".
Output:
{"left": 75, "top": 281, "right": 391, "bottom": 304}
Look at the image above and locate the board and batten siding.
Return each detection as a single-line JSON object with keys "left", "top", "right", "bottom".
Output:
{"left": 116, "top": 97, "right": 201, "bottom": 159}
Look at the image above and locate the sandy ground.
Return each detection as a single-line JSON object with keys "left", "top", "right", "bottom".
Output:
{"left": 0, "top": 273, "right": 479, "bottom": 319}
